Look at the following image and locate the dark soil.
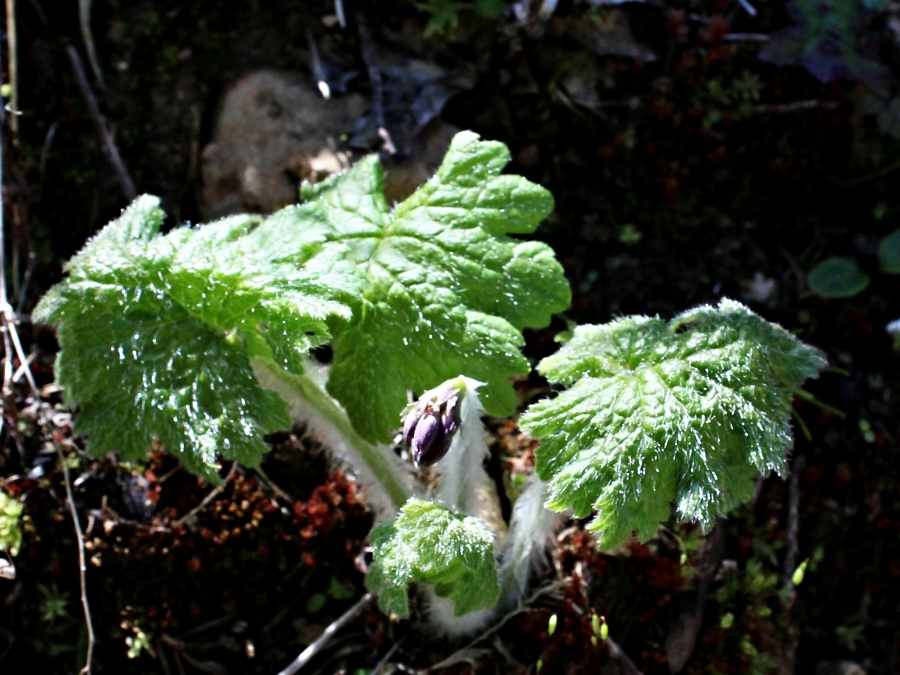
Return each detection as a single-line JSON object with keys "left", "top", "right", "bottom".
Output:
{"left": 2, "top": 1, "right": 899, "bottom": 673}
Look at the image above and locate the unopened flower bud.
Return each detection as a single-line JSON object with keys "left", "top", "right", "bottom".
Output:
{"left": 411, "top": 413, "right": 441, "bottom": 465}
{"left": 400, "top": 379, "right": 464, "bottom": 467}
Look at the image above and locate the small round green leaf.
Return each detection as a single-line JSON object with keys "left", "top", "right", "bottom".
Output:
{"left": 808, "top": 257, "right": 870, "bottom": 298}
{"left": 877, "top": 229, "right": 900, "bottom": 274}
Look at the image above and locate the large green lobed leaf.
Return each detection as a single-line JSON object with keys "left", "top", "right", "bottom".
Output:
{"left": 281, "top": 130, "right": 571, "bottom": 442}
{"left": 366, "top": 498, "right": 499, "bottom": 618}
{"left": 34, "top": 196, "right": 351, "bottom": 482}
{"left": 520, "top": 299, "right": 826, "bottom": 550}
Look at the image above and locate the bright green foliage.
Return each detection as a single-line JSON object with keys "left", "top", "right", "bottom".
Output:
{"left": 285, "top": 130, "right": 570, "bottom": 442}
{"left": 0, "top": 489, "right": 23, "bottom": 556}
{"left": 34, "top": 132, "right": 569, "bottom": 481}
{"left": 33, "top": 196, "right": 352, "bottom": 482}
{"left": 366, "top": 498, "right": 499, "bottom": 618}
{"left": 520, "top": 299, "right": 826, "bottom": 550}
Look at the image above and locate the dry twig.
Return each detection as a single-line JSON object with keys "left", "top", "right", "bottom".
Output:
{"left": 0, "top": 13, "right": 38, "bottom": 432}
{"left": 65, "top": 44, "right": 136, "bottom": 200}
{"left": 277, "top": 592, "right": 376, "bottom": 675}
{"left": 252, "top": 464, "right": 293, "bottom": 503}
{"left": 172, "top": 462, "right": 238, "bottom": 529}
{"left": 4, "top": 0, "right": 19, "bottom": 136}
{"left": 778, "top": 455, "right": 805, "bottom": 674}
{"left": 355, "top": 12, "right": 396, "bottom": 156}
{"left": 54, "top": 437, "right": 96, "bottom": 674}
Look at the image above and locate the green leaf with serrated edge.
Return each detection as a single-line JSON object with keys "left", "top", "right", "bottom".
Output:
{"left": 288, "top": 131, "right": 571, "bottom": 442}
{"left": 34, "top": 196, "right": 352, "bottom": 483}
{"left": 366, "top": 498, "right": 499, "bottom": 618}
{"left": 520, "top": 299, "right": 826, "bottom": 550}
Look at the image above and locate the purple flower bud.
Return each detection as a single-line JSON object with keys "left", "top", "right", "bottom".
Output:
{"left": 401, "top": 404, "right": 421, "bottom": 447}
{"left": 400, "top": 379, "right": 465, "bottom": 467}
{"left": 440, "top": 394, "right": 460, "bottom": 438}
{"left": 411, "top": 412, "right": 443, "bottom": 467}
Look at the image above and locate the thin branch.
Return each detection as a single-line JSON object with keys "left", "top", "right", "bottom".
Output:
{"left": 428, "top": 582, "right": 565, "bottom": 671}
{"left": 5, "top": 0, "right": 19, "bottom": 136}
{"left": 606, "top": 635, "right": 645, "bottom": 675}
{"left": 252, "top": 464, "right": 293, "bottom": 502}
{"left": 171, "top": 462, "right": 238, "bottom": 529}
{"left": 64, "top": 44, "right": 136, "bottom": 200}
{"left": 845, "top": 154, "right": 900, "bottom": 186}
{"left": 277, "top": 592, "right": 375, "bottom": 675}
{"left": 38, "top": 121, "right": 58, "bottom": 180}
{"left": 752, "top": 100, "right": 839, "bottom": 115}
{"left": 15, "top": 250, "right": 35, "bottom": 315}
{"left": 723, "top": 33, "right": 769, "bottom": 42}
{"left": 78, "top": 0, "right": 106, "bottom": 87}
{"left": 11, "top": 350, "right": 36, "bottom": 384}
{"left": 0, "top": 31, "right": 11, "bottom": 396}
{"left": 778, "top": 455, "right": 805, "bottom": 673}
{"left": 334, "top": 0, "right": 346, "bottom": 28}
{"left": 369, "top": 635, "right": 406, "bottom": 675}
{"left": 782, "top": 455, "right": 804, "bottom": 597}
{"left": 56, "top": 441, "right": 96, "bottom": 674}
{"left": 5, "top": 317, "right": 36, "bottom": 393}
{"left": 355, "top": 12, "right": 396, "bottom": 156}
{"left": 736, "top": 0, "right": 757, "bottom": 17}
{"left": 0, "top": 14, "right": 38, "bottom": 405}
{"left": 306, "top": 30, "right": 331, "bottom": 99}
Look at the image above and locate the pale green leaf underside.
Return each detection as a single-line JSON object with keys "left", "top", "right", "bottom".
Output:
{"left": 290, "top": 131, "right": 572, "bottom": 441}
{"left": 366, "top": 498, "right": 499, "bottom": 618}
{"left": 34, "top": 196, "right": 350, "bottom": 482}
{"left": 520, "top": 299, "right": 827, "bottom": 549}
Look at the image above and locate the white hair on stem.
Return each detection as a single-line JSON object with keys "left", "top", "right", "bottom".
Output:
{"left": 422, "top": 377, "right": 557, "bottom": 634}
{"left": 252, "top": 357, "right": 417, "bottom": 521}
{"left": 497, "top": 474, "right": 557, "bottom": 609}
{"left": 431, "top": 377, "right": 505, "bottom": 532}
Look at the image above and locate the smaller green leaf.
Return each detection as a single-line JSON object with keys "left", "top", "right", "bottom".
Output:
{"left": 807, "top": 256, "right": 870, "bottom": 298}
{"left": 877, "top": 229, "right": 900, "bottom": 274}
{"left": 365, "top": 498, "right": 499, "bottom": 619}
{"left": 521, "top": 299, "right": 826, "bottom": 549}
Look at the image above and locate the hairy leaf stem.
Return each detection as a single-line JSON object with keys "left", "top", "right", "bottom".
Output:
{"left": 252, "top": 358, "right": 414, "bottom": 516}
